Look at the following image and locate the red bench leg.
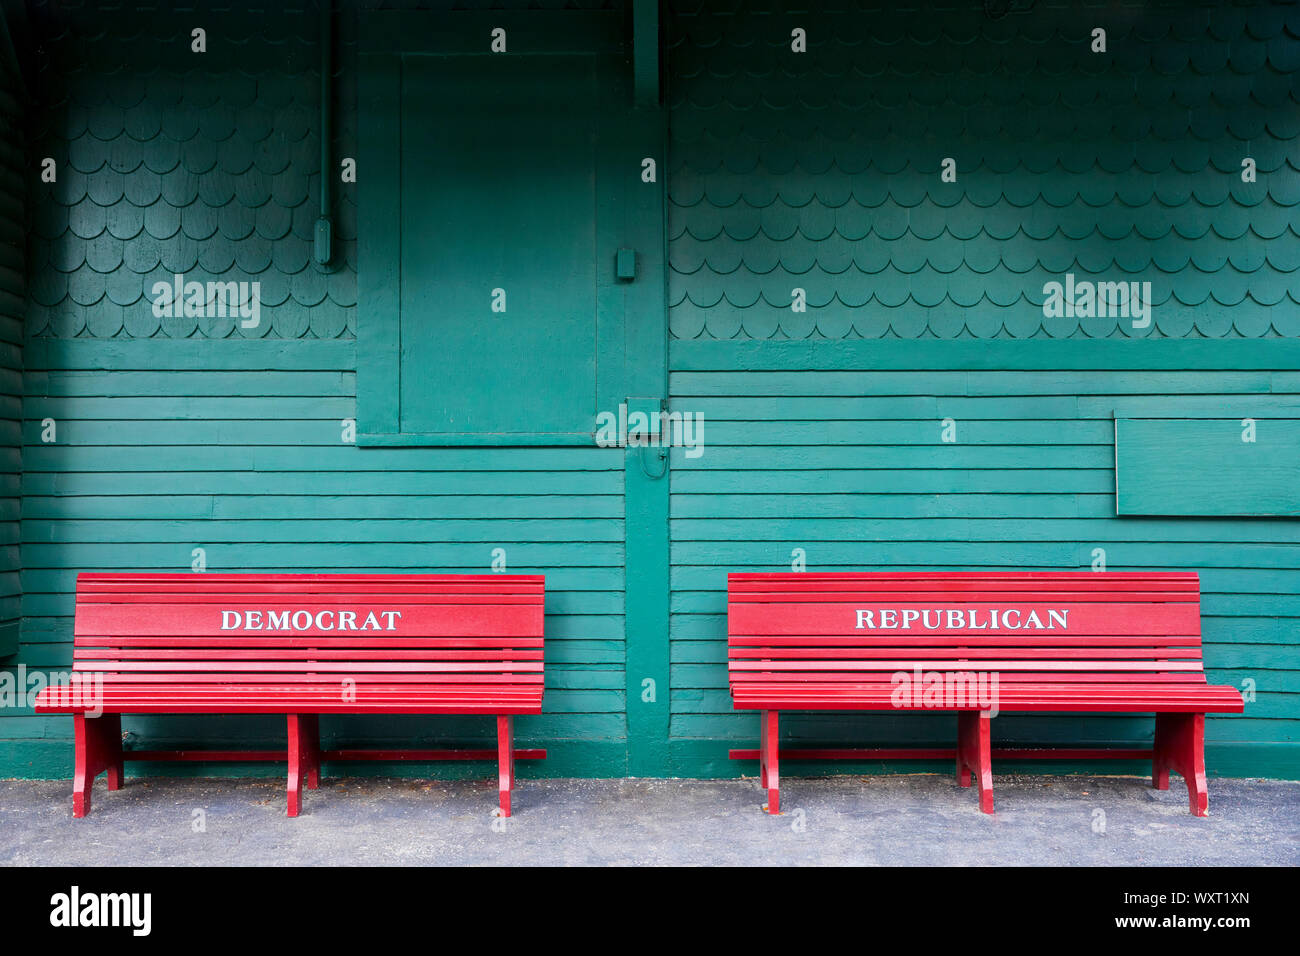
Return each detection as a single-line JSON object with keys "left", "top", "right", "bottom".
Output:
{"left": 103, "top": 713, "right": 124, "bottom": 791}
{"left": 287, "top": 714, "right": 320, "bottom": 817}
{"left": 763, "top": 710, "right": 780, "bottom": 814}
{"left": 957, "top": 711, "right": 994, "bottom": 814}
{"left": 72, "top": 713, "right": 124, "bottom": 818}
{"left": 497, "top": 715, "right": 515, "bottom": 817}
{"left": 956, "top": 731, "right": 971, "bottom": 788}
{"left": 1152, "top": 743, "right": 1170, "bottom": 791}
{"left": 1154, "top": 712, "right": 1209, "bottom": 816}
{"left": 305, "top": 715, "right": 321, "bottom": 790}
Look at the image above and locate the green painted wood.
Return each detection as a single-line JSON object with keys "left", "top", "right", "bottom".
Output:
{"left": 672, "top": 370, "right": 1283, "bottom": 397}
{"left": 1116, "top": 418, "right": 1300, "bottom": 517}
{"left": 399, "top": 54, "right": 599, "bottom": 437}
{"left": 662, "top": 740, "right": 1300, "bottom": 782}
{"left": 355, "top": 51, "right": 401, "bottom": 436}
{"left": 667, "top": 365, "right": 1300, "bottom": 777}
{"left": 1, "top": 738, "right": 632, "bottom": 781}
{"left": 22, "top": 494, "right": 621, "bottom": 520}
{"left": 673, "top": 340, "right": 1300, "bottom": 372}
{"left": 632, "top": 0, "right": 659, "bottom": 107}
{"left": 667, "top": 3, "right": 1300, "bottom": 343}
{"left": 24, "top": 340, "right": 356, "bottom": 373}
{"left": 621, "top": 97, "right": 671, "bottom": 775}
{"left": 8, "top": 0, "right": 1300, "bottom": 784}
{"left": 0, "top": 16, "right": 20, "bottom": 659}
{"left": 357, "top": 19, "right": 629, "bottom": 445}
{"left": 14, "top": 359, "right": 630, "bottom": 761}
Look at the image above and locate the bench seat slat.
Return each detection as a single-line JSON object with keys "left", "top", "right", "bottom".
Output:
{"left": 79, "top": 572, "right": 543, "bottom": 585}
{"left": 55, "top": 672, "right": 545, "bottom": 684}
{"left": 77, "top": 598, "right": 543, "bottom": 606}
{"left": 731, "top": 648, "right": 1201, "bottom": 660}
{"left": 729, "top": 590, "right": 1199, "bottom": 603}
{"left": 70, "top": 659, "right": 544, "bottom": 673}
{"left": 39, "top": 697, "right": 543, "bottom": 715}
{"left": 729, "top": 635, "right": 1202, "bottom": 647}
{"left": 730, "top": 659, "right": 1205, "bottom": 671}
{"left": 730, "top": 670, "right": 1211, "bottom": 683}
{"left": 730, "top": 571, "right": 1197, "bottom": 584}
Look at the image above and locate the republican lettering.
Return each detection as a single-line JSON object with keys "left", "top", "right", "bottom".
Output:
{"left": 855, "top": 607, "right": 1069, "bottom": 631}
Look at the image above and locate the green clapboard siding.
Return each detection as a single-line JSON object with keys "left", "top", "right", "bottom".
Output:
{"left": 666, "top": 349, "right": 1300, "bottom": 776}
{"left": 13, "top": 340, "right": 627, "bottom": 776}
{"left": 1116, "top": 418, "right": 1300, "bottom": 517}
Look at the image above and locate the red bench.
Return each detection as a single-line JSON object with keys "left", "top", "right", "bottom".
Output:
{"left": 34, "top": 572, "right": 545, "bottom": 818}
{"left": 728, "top": 571, "right": 1243, "bottom": 817}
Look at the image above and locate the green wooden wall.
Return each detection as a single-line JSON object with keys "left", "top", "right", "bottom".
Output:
{"left": 666, "top": 342, "right": 1300, "bottom": 776}
{"left": 0, "top": 4, "right": 24, "bottom": 659}
{"left": 2, "top": 0, "right": 1298, "bottom": 781}
{"left": 5, "top": 0, "right": 628, "bottom": 778}
{"left": 664, "top": 1, "right": 1300, "bottom": 777}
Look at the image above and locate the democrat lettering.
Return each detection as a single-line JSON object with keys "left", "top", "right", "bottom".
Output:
{"left": 220, "top": 609, "right": 403, "bottom": 632}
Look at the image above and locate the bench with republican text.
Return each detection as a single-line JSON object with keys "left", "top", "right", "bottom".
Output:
{"left": 727, "top": 571, "right": 1243, "bottom": 816}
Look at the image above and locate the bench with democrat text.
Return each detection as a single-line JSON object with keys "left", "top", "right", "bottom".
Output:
{"left": 34, "top": 572, "right": 545, "bottom": 817}
{"left": 728, "top": 571, "right": 1243, "bottom": 816}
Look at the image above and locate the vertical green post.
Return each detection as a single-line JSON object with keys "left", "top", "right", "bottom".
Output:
{"left": 621, "top": 65, "right": 670, "bottom": 774}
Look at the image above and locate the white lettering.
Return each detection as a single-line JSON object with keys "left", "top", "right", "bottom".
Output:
{"left": 855, "top": 606, "right": 1069, "bottom": 632}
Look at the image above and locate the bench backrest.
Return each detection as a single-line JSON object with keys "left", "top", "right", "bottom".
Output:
{"left": 728, "top": 571, "right": 1206, "bottom": 686}
{"left": 72, "top": 573, "right": 544, "bottom": 688}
